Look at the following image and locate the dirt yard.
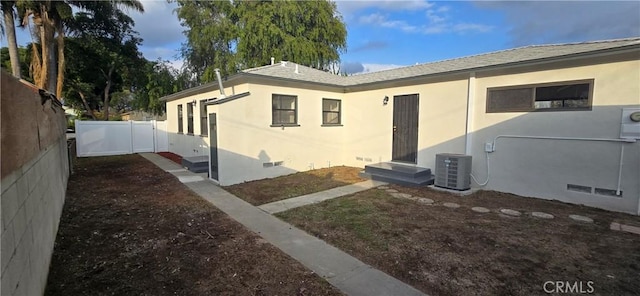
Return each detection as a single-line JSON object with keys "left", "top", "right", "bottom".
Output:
{"left": 277, "top": 185, "right": 640, "bottom": 296}
{"left": 224, "top": 166, "right": 365, "bottom": 205}
{"left": 45, "top": 154, "right": 341, "bottom": 296}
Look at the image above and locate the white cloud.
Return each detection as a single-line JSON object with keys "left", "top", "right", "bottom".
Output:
{"left": 426, "top": 9, "right": 446, "bottom": 24}
{"left": 168, "top": 59, "right": 184, "bottom": 71}
{"left": 358, "top": 13, "right": 386, "bottom": 24}
{"left": 451, "top": 23, "right": 492, "bottom": 34}
{"left": 357, "top": 7, "right": 492, "bottom": 35}
{"left": 337, "top": 0, "right": 434, "bottom": 17}
{"left": 358, "top": 13, "right": 418, "bottom": 32}
{"left": 131, "top": 3, "right": 181, "bottom": 47}
{"left": 141, "top": 47, "right": 181, "bottom": 62}
{"left": 361, "top": 63, "right": 405, "bottom": 74}
{"left": 341, "top": 62, "right": 406, "bottom": 75}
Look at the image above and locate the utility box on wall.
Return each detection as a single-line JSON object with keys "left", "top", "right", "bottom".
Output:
{"left": 435, "top": 153, "right": 472, "bottom": 190}
{"left": 620, "top": 108, "right": 640, "bottom": 140}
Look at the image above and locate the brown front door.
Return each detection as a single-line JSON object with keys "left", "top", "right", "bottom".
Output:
{"left": 392, "top": 94, "right": 419, "bottom": 163}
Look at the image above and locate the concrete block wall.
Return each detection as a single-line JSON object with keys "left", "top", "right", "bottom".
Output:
{"left": 1, "top": 138, "right": 68, "bottom": 295}
{"left": 1, "top": 71, "right": 69, "bottom": 296}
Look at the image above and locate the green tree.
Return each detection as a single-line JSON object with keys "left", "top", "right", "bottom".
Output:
{"left": 64, "top": 1, "right": 144, "bottom": 120}
{"left": 174, "top": 0, "right": 347, "bottom": 83}
{"left": 174, "top": 0, "right": 237, "bottom": 82}
{"left": 0, "top": 46, "right": 30, "bottom": 79}
{"left": 132, "top": 59, "right": 179, "bottom": 115}
{"left": 236, "top": 0, "right": 346, "bottom": 69}
{"left": 17, "top": 0, "right": 143, "bottom": 98}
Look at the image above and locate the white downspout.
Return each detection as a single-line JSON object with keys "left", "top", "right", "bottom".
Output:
{"left": 616, "top": 144, "right": 624, "bottom": 196}
{"left": 464, "top": 72, "right": 475, "bottom": 155}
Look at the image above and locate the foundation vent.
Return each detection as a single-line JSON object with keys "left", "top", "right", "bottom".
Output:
{"left": 594, "top": 188, "right": 622, "bottom": 197}
{"left": 567, "top": 184, "right": 592, "bottom": 194}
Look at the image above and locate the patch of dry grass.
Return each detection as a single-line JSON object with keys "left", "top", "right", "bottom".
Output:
{"left": 277, "top": 186, "right": 640, "bottom": 296}
{"left": 224, "top": 166, "right": 365, "bottom": 205}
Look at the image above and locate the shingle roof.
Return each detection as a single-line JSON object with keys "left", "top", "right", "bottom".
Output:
{"left": 242, "top": 37, "right": 640, "bottom": 87}
{"left": 162, "top": 37, "right": 639, "bottom": 102}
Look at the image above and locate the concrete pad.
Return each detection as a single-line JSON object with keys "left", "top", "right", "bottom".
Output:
{"left": 259, "top": 180, "right": 387, "bottom": 214}
{"left": 165, "top": 169, "right": 188, "bottom": 173}
{"left": 471, "top": 207, "right": 490, "bottom": 213}
{"left": 177, "top": 175, "right": 205, "bottom": 183}
{"left": 377, "top": 186, "right": 389, "bottom": 190}
{"left": 620, "top": 224, "right": 640, "bottom": 235}
{"left": 443, "top": 202, "right": 460, "bottom": 208}
{"left": 140, "top": 153, "right": 183, "bottom": 171}
{"left": 500, "top": 209, "right": 521, "bottom": 217}
{"left": 569, "top": 214, "right": 593, "bottom": 223}
{"left": 610, "top": 222, "right": 621, "bottom": 231}
{"left": 417, "top": 198, "right": 434, "bottom": 204}
{"left": 428, "top": 185, "right": 474, "bottom": 196}
{"left": 531, "top": 212, "right": 554, "bottom": 219}
{"left": 390, "top": 193, "right": 412, "bottom": 199}
{"left": 385, "top": 189, "right": 398, "bottom": 193}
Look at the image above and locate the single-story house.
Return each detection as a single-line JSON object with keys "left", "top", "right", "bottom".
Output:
{"left": 160, "top": 37, "right": 640, "bottom": 215}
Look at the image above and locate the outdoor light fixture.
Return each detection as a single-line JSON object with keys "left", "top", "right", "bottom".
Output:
{"left": 383, "top": 96, "right": 389, "bottom": 105}
{"left": 191, "top": 99, "right": 197, "bottom": 105}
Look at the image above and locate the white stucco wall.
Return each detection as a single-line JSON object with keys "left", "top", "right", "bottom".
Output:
{"left": 341, "top": 79, "right": 469, "bottom": 170}
{"left": 165, "top": 84, "right": 250, "bottom": 158}
{"left": 163, "top": 52, "right": 639, "bottom": 214}
{"left": 470, "top": 55, "right": 640, "bottom": 214}
{"left": 213, "top": 83, "right": 347, "bottom": 185}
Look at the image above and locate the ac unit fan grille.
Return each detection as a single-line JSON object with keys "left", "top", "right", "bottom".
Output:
{"left": 435, "top": 154, "right": 472, "bottom": 190}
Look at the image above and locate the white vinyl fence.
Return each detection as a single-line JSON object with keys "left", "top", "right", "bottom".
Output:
{"left": 75, "top": 120, "right": 168, "bottom": 157}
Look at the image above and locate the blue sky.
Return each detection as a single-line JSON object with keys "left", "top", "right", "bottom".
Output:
{"left": 6, "top": 1, "right": 640, "bottom": 74}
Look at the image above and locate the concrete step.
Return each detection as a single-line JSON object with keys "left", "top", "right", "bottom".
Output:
{"left": 364, "top": 162, "right": 432, "bottom": 179}
{"left": 181, "top": 155, "right": 209, "bottom": 173}
{"left": 361, "top": 162, "right": 435, "bottom": 187}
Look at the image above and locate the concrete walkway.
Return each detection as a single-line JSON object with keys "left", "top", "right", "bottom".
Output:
{"left": 259, "top": 179, "right": 387, "bottom": 214}
{"left": 140, "top": 153, "right": 425, "bottom": 296}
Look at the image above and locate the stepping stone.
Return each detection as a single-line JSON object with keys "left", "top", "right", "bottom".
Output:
{"left": 471, "top": 207, "right": 490, "bottom": 213}
{"left": 500, "top": 209, "right": 521, "bottom": 217}
{"left": 378, "top": 186, "right": 390, "bottom": 190}
{"left": 385, "top": 189, "right": 399, "bottom": 193}
{"left": 443, "top": 202, "right": 460, "bottom": 208}
{"left": 531, "top": 212, "right": 554, "bottom": 219}
{"left": 390, "top": 193, "right": 412, "bottom": 199}
{"left": 569, "top": 214, "right": 593, "bottom": 223}
{"left": 417, "top": 198, "right": 434, "bottom": 204}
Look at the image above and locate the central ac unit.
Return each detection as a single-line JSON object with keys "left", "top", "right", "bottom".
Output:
{"left": 435, "top": 153, "right": 472, "bottom": 190}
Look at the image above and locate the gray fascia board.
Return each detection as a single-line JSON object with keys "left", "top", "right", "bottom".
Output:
{"left": 242, "top": 73, "right": 347, "bottom": 93}
{"left": 206, "top": 92, "right": 251, "bottom": 105}
{"left": 159, "top": 75, "right": 246, "bottom": 102}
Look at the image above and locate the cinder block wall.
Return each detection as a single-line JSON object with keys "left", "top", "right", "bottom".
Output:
{"left": 1, "top": 71, "right": 69, "bottom": 296}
